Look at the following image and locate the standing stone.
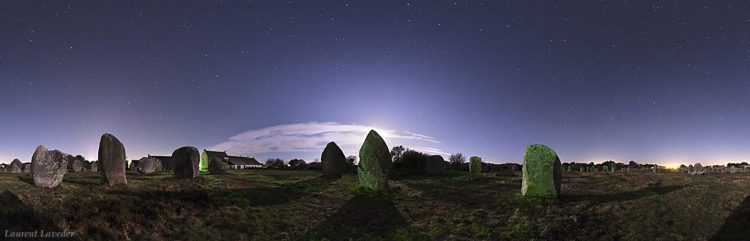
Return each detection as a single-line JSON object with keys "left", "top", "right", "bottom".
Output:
{"left": 22, "top": 164, "right": 31, "bottom": 173}
{"left": 688, "top": 165, "right": 694, "bottom": 173}
{"left": 469, "top": 156, "right": 482, "bottom": 175}
{"left": 603, "top": 165, "right": 609, "bottom": 173}
{"left": 90, "top": 161, "right": 98, "bottom": 172}
{"left": 10, "top": 159, "right": 22, "bottom": 173}
{"left": 172, "top": 146, "right": 200, "bottom": 179}
{"left": 321, "top": 142, "right": 346, "bottom": 178}
{"left": 425, "top": 155, "right": 446, "bottom": 175}
{"left": 357, "top": 130, "right": 392, "bottom": 190}
{"left": 692, "top": 163, "right": 703, "bottom": 175}
{"left": 31, "top": 145, "right": 67, "bottom": 188}
{"left": 136, "top": 157, "right": 161, "bottom": 174}
{"left": 729, "top": 166, "right": 738, "bottom": 174}
{"left": 580, "top": 167, "right": 584, "bottom": 172}
{"left": 98, "top": 133, "right": 127, "bottom": 186}
{"left": 208, "top": 157, "right": 228, "bottom": 174}
{"left": 522, "top": 144, "right": 562, "bottom": 197}
{"left": 72, "top": 159, "right": 83, "bottom": 172}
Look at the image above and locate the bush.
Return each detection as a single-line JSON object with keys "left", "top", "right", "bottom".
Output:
{"left": 392, "top": 149, "right": 429, "bottom": 176}
{"left": 305, "top": 162, "right": 322, "bottom": 171}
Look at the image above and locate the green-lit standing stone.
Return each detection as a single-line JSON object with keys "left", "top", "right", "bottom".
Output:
{"left": 522, "top": 144, "right": 562, "bottom": 197}
{"left": 469, "top": 156, "right": 482, "bottom": 175}
{"left": 357, "top": 130, "right": 392, "bottom": 190}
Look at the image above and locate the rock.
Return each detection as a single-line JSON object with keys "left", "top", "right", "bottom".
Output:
{"left": 521, "top": 144, "right": 562, "bottom": 197}
{"left": 22, "top": 163, "right": 31, "bottom": 173}
{"left": 172, "top": 146, "right": 200, "bottom": 179}
{"left": 580, "top": 167, "right": 584, "bottom": 172}
{"left": 136, "top": 157, "right": 161, "bottom": 174}
{"left": 72, "top": 159, "right": 83, "bottom": 172}
{"left": 90, "top": 161, "right": 98, "bottom": 172}
{"left": 31, "top": 145, "right": 68, "bottom": 188}
{"left": 469, "top": 156, "right": 482, "bottom": 175}
{"left": 357, "top": 130, "right": 392, "bottom": 190}
{"left": 321, "top": 142, "right": 346, "bottom": 178}
{"left": 729, "top": 166, "right": 738, "bottom": 174}
{"left": 603, "top": 165, "right": 609, "bottom": 173}
{"left": 425, "top": 155, "right": 446, "bottom": 175}
{"left": 208, "top": 157, "right": 228, "bottom": 174}
{"left": 98, "top": 133, "right": 127, "bottom": 186}
{"left": 10, "top": 159, "right": 22, "bottom": 173}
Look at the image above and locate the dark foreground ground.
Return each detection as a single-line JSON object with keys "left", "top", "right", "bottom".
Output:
{"left": 0, "top": 169, "right": 749, "bottom": 240}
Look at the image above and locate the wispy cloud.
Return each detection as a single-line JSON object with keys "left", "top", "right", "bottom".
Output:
{"left": 209, "top": 122, "right": 445, "bottom": 159}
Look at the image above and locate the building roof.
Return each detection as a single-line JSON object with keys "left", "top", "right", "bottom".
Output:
{"left": 204, "top": 150, "right": 229, "bottom": 161}
{"left": 148, "top": 155, "right": 171, "bottom": 160}
{"left": 227, "top": 156, "right": 261, "bottom": 166}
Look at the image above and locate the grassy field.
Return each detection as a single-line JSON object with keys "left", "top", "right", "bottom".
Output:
{"left": 0, "top": 169, "right": 749, "bottom": 240}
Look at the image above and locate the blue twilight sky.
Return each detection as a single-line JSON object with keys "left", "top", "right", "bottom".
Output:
{"left": 1, "top": 1, "right": 750, "bottom": 165}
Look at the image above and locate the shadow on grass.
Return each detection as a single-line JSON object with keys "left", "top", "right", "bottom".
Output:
{"left": 106, "top": 175, "right": 334, "bottom": 208}
{"left": 17, "top": 175, "right": 35, "bottom": 185}
{"left": 560, "top": 182, "right": 686, "bottom": 203}
{"left": 400, "top": 175, "right": 519, "bottom": 209}
{"left": 0, "top": 190, "right": 61, "bottom": 234}
{"left": 305, "top": 192, "right": 416, "bottom": 240}
{"left": 62, "top": 178, "right": 101, "bottom": 187}
{"left": 710, "top": 194, "right": 750, "bottom": 241}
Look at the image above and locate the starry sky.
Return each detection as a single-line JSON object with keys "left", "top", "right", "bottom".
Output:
{"left": 1, "top": 1, "right": 750, "bottom": 165}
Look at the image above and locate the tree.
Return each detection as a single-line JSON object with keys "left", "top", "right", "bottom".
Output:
{"left": 391, "top": 146, "right": 405, "bottom": 162}
{"left": 449, "top": 153, "right": 466, "bottom": 170}
{"left": 345, "top": 155, "right": 357, "bottom": 169}
{"left": 264, "top": 158, "right": 287, "bottom": 169}
{"left": 289, "top": 159, "right": 306, "bottom": 169}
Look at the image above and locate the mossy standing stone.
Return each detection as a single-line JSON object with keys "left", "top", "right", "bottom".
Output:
{"left": 357, "top": 130, "right": 392, "bottom": 190}
{"left": 10, "top": 159, "right": 22, "bottom": 174}
{"left": 98, "top": 133, "right": 127, "bottom": 186}
{"left": 469, "top": 156, "right": 482, "bottom": 175}
{"left": 31, "top": 145, "right": 68, "bottom": 188}
{"left": 208, "top": 157, "right": 228, "bottom": 174}
{"left": 136, "top": 157, "right": 161, "bottom": 174}
{"left": 72, "top": 159, "right": 83, "bottom": 172}
{"left": 321, "top": 142, "right": 346, "bottom": 178}
{"left": 521, "top": 144, "right": 562, "bottom": 197}
{"left": 172, "top": 146, "right": 200, "bottom": 179}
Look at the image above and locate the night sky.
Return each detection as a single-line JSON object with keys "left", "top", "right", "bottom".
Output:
{"left": 2, "top": 1, "right": 750, "bottom": 165}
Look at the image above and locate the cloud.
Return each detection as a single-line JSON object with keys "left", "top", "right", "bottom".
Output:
{"left": 209, "top": 122, "right": 445, "bottom": 159}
